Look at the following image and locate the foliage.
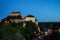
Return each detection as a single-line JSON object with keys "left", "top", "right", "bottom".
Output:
{"left": 0, "top": 23, "right": 25, "bottom": 40}
{"left": 0, "top": 21, "right": 37, "bottom": 40}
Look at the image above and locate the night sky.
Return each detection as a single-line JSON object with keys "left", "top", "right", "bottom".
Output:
{"left": 0, "top": 0, "right": 60, "bottom": 22}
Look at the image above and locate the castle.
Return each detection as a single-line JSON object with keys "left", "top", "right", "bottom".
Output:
{"left": 3, "top": 12, "right": 38, "bottom": 26}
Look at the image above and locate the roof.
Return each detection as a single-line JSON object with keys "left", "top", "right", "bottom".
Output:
{"left": 26, "top": 15, "right": 35, "bottom": 17}
{"left": 10, "top": 12, "right": 21, "bottom": 16}
{"left": 11, "top": 12, "right": 21, "bottom": 14}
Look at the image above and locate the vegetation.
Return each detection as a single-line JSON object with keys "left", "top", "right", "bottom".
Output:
{"left": 0, "top": 21, "right": 38, "bottom": 40}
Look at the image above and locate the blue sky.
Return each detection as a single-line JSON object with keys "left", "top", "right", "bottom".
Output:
{"left": 0, "top": 0, "right": 60, "bottom": 22}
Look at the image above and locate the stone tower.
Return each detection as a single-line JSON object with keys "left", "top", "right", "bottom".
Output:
{"left": 9, "top": 12, "right": 22, "bottom": 23}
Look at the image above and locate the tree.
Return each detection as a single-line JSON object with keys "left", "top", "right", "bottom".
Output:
{"left": 20, "top": 21, "right": 38, "bottom": 40}
{"left": 0, "top": 22, "right": 25, "bottom": 40}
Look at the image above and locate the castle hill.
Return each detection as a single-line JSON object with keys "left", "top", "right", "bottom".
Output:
{"left": 0, "top": 12, "right": 60, "bottom": 40}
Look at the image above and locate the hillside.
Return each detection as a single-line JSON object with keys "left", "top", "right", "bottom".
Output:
{"left": 0, "top": 12, "right": 60, "bottom": 40}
